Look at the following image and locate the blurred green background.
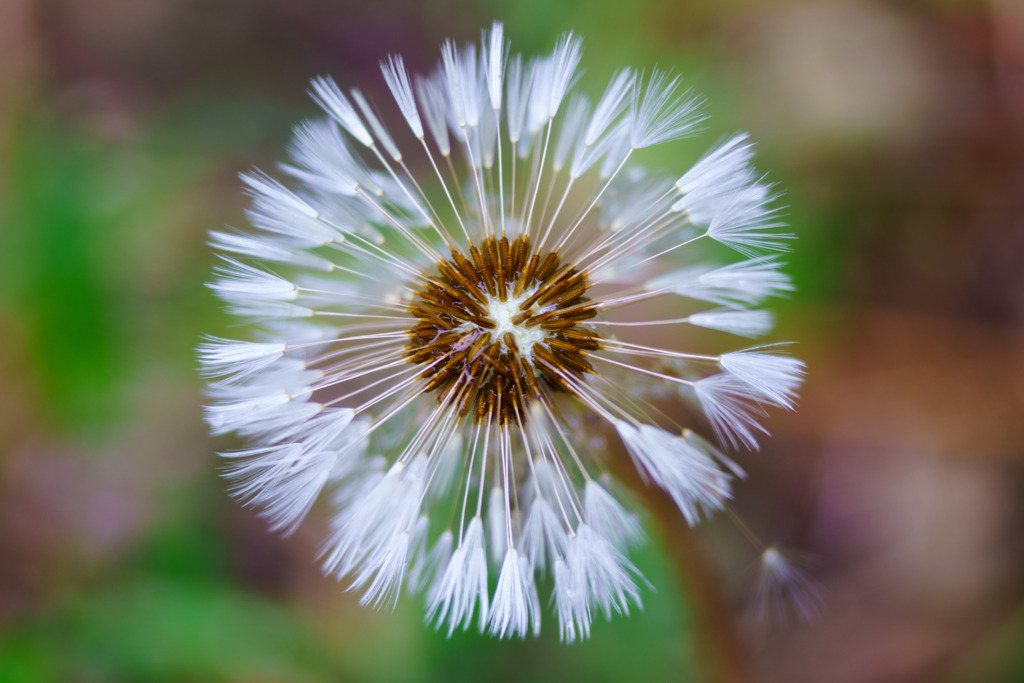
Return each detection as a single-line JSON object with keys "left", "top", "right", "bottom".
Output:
{"left": 1, "top": 1, "right": 1023, "bottom": 681}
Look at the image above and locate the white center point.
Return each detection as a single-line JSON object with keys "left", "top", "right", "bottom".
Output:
{"left": 485, "top": 293, "right": 547, "bottom": 361}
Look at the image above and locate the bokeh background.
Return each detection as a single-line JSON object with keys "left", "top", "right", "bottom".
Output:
{"left": 2, "top": 0, "right": 1023, "bottom": 681}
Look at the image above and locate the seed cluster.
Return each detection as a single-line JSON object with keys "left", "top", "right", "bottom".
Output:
{"left": 406, "top": 235, "right": 600, "bottom": 425}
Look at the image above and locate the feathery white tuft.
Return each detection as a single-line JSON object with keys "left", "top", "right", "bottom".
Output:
{"left": 381, "top": 55, "right": 424, "bottom": 139}
{"left": 484, "top": 21, "right": 507, "bottom": 112}
{"left": 674, "top": 133, "right": 755, "bottom": 212}
{"left": 310, "top": 76, "right": 373, "bottom": 147}
{"left": 693, "top": 374, "right": 769, "bottom": 450}
{"left": 488, "top": 548, "right": 539, "bottom": 638}
{"left": 616, "top": 422, "right": 732, "bottom": 524}
{"left": 520, "top": 496, "right": 569, "bottom": 573}
{"left": 198, "top": 338, "right": 286, "bottom": 382}
{"left": 209, "top": 258, "right": 299, "bottom": 303}
{"left": 720, "top": 347, "right": 806, "bottom": 410}
{"left": 428, "top": 516, "right": 490, "bottom": 635}
{"left": 208, "top": 231, "right": 335, "bottom": 271}
{"left": 584, "top": 480, "right": 644, "bottom": 550}
{"left": 629, "top": 70, "right": 704, "bottom": 148}
{"left": 705, "top": 196, "right": 793, "bottom": 257}
{"left": 222, "top": 407, "right": 356, "bottom": 533}
{"left": 756, "top": 546, "right": 825, "bottom": 623}
{"left": 690, "top": 308, "right": 775, "bottom": 338}
{"left": 650, "top": 256, "right": 794, "bottom": 307}
{"left": 568, "top": 525, "right": 642, "bottom": 619}
{"left": 541, "top": 32, "right": 583, "bottom": 117}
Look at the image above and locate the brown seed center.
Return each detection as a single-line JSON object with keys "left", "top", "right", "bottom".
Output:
{"left": 405, "top": 235, "right": 600, "bottom": 425}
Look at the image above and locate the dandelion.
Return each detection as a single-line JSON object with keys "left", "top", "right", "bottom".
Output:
{"left": 200, "top": 22, "right": 803, "bottom": 640}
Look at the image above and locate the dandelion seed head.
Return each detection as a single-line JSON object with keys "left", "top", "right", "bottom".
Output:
{"left": 200, "top": 22, "right": 806, "bottom": 641}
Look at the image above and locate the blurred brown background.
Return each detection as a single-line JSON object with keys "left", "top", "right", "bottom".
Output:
{"left": 1, "top": 1, "right": 1023, "bottom": 681}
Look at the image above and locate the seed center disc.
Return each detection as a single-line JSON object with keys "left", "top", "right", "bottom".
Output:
{"left": 405, "top": 235, "right": 601, "bottom": 425}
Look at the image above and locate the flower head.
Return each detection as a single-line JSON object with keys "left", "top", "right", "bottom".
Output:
{"left": 200, "top": 22, "right": 801, "bottom": 640}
